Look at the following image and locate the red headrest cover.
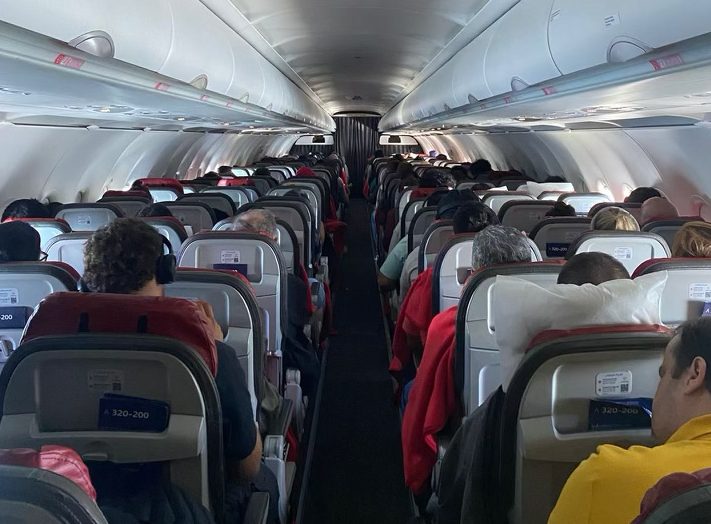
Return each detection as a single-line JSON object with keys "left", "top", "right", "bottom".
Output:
{"left": 22, "top": 292, "right": 218, "bottom": 375}
{"left": 0, "top": 445, "right": 97, "bottom": 500}
{"left": 102, "top": 190, "right": 152, "bottom": 200}
{"left": 137, "top": 178, "right": 184, "bottom": 193}
{"left": 296, "top": 166, "right": 315, "bottom": 178}
{"left": 218, "top": 178, "right": 252, "bottom": 187}
{"left": 13, "top": 217, "right": 71, "bottom": 229}
{"left": 527, "top": 324, "right": 671, "bottom": 352}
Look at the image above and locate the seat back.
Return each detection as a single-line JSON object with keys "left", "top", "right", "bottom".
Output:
{"left": 530, "top": 217, "right": 592, "bottom": 259}
{"left": 166, "top": 269, "right": 265, "bottom": 415}
{"left": 98, "top": 196, "right": 152, "bottom": 217}
{"left": 499, "top": 201, "right": 556, "bottom": 233}
{"left": 0, "top": 262, "right": 78, "bottom": 359}
{"left": 267, "top": 167, "right": 287, "bottom": 184}
{"left": 178, "top": 193, "right": 236, "bottom": 217}
{"left": 55, "top": 204, "right": 123, "bottom": 232}
{"left": 499, "top": 326, "right": 670, "bottom": 524}
{"left": 178, "top": 232, "right": 286, "bottom": 356}
{"left": 633, "top": 258, "right": 711, "bottom": 327}
{"left": 163, "top": 202, "right": 216, "bottom": 233}
{"left": 558, "top": 192, "right": 611, "bottom": 215}
{"left": 138, "top": 217, "right": 188, "bottom": 253}
{"left": 203, "top": 187, "right": 254, "bottom": 208}
{"left": 408, "top": 207, "right": 438, "bottom": 253}
{"left": 588, "top": 202, "right": 643, "bottom": 222}
{"left": 147, "top": 187, "right": 181, "bottom": 202}
{"left": 482, "top": 192, "right": 535, "bottom": 214}
{"left": 397, "top": 189, "right": 415, "bottom": 220}
{"left": 13, "top": 219, "right": 71, "bottom": 251}
{"left": 642, "top": 217, "right": 704, "bottom": 249}
{"left": 3, "top": 292, "right": 223, "bottom": 515}
{"left": 400, "top": 198, "right": 426, "bottom": 239}
{"left": 44, "top": 233, "right": 93, "bottom": 276}
{"left": 641, "top": 481, "right": 711, "bottom": 524}
{"left": 269, "top": 186, "right": 320, "bottom": 226}
{"left": 456, "top": 263, "right": 562, "bottom": 413}
{"left": 419, "top": 220, "right": 455, "bottom": 272}
{"left": 281, "top": 178, "right": 328, "bottom": 219}
{"left": 568, "top": 231, "right": 671, "bottom": 274}
{"left": 538, "top": 191, "right": 567, "bottom": 201}
{"left": 0, "top": 465, "right": 108, "bottom": 524}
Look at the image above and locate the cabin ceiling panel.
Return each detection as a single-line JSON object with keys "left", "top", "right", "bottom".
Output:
{"left": 228, "top": 0, "right": 490, "bottom": 114}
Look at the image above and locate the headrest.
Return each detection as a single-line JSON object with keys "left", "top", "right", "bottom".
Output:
{"left": 176, "top": 267, "right": 253, "bottom": 292}
{"left": 493, "top": 272, "right": 667, "bottom": 391}
{"left": 22, "top": 292, "right": 218, "bottom": 375}
{"left": 12, "top": 217, "right": 71, "bottom": 229}
{"left": 0, "top": 261, "right": 81, "bottom": 286}
{"left": 632, "top": 467, "right": 711, "bottom": 524}
{"left": 528, "top": 324, "right": 670, "bottom": 350}
{"left": 296, "top": 166, "right": 316, "bottom": 177}
{"left": 0, "top": 445, "right": 96, "bottom": 500}
{"left": 136, "top": 178, "right": 184, "bottom": 192}
{"left": 218, "top": 178, "right": 252, "bottom": 187}
{"left": 138, "top": 216, "right": 187, "bottom": 232}
{"left": 101, "top": 190, "right": 153, "bottom": 201}
{"left": 632, "top": 257, "right": 711, "bottom": 278}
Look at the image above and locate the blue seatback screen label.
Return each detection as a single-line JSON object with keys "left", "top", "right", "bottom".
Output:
{"left": 546, "top": 243, "right": 570, "bottom": 257}
{"left": 98, "top": 394, "right": 170, "bottom": 432}
{"left": 212, "top": 263, "right": 249, "bottom": 277}
{"left": 0, "top": 307, "right": 33, "bottom": 329}
{"left": 588, "top": 398, "right": 652, "bottom": 431}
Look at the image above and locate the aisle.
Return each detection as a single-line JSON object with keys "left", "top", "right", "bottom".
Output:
{"left": 301, "top": 199, "right": 413, "bottom": 523}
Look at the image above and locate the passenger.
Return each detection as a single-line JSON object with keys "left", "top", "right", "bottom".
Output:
{"left": 435, "top": 154, "right": 448, "bottom": 161}
{"left": 450, "top": 165, "right": 469, "bottom": 183}
{"left": 82, "top": 218, "right": 277, "bottom": 523}
{"left": 46, "top": 201, "right": 64, "bottom": 217}
{"left": 436, "top": 252, "right": 631, "bottom": 524}
{"left": 1, "top": 198, "right": 50, "bottom": 222}
{"left": 591, "top": 206, "right": 640, "bottom": 231}
{"left": 626, "top": 186, "right": 663, "bottom": 204}
{"left": 0, "top": 221, "right": 42, "bottom": 262}
{"left": 671, "top": 221, "right": 711, "bottom": 257}
{"left": 217, "top": 165, "right": 233, "bottom": 177}
{"left": 549, "top": 317, "right": 711, "bottom": 524}
{"left": 469, "top": 159, "right": 492, "bottom": 179}
{"left": 401, "top": 226, "right": 530, "bottom": 499}
{"left": 640, "top": 196, "right": 679, "bottom": 225}
{"left": 136, "top": 203, "right": 173, "bottom": 218}
{"left": 545, "top": 201, "right": 576, "bottom": 217}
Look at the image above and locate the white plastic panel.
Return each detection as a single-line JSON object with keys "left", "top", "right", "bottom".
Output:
{"left": 451, "top": 24, "right": 496, "bottom": 106}
{"left": 549, "top": 1, "right": 711, "bottom": 74}
{"left": 485, "top": 0, "right": 560, "bottom": 97}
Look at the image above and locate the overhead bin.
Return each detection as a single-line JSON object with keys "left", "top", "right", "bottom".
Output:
{"left": 451, "top": 25, "right": 496, "bottom": 107}
{"left": 549, "top": 0, "right": 711, "bottom": 74}
{"left": 484, "top": 0, "right": 560, "bottom": 97}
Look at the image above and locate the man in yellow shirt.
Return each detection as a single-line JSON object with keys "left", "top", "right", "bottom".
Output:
{"left": 548, "top": 317, "right": 711, "bottom": 523}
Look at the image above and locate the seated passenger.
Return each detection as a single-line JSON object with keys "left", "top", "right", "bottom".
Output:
{"left": 626, "top": 186, "right": 663, "bottom": 204}
{"left": 0, "top": 221, "right": 43, "bottom": 262}
{"left": 591, "top": 206, "right": 640, "bottom": 231}
{"left": 436, "top": 252, "right": 631, "bottom": 524}
{"left": 82, "top": 218, "right": 277, "bottom": 523}
{"left": 136, "top": 203, "right": 173, "bottom": 218}
{"left": 469, "top": 159, "right": 492, "bottom": 179}
{"left": 672, "top": 221, "right": 711, "bottom": 257}
{"left": 549, "top": 317, "right": 711, "bottom": 524}
{"left": 545, "top": 201, "right": 576, "bottom": 217}
{"left": 640, "top": 197, "right": 678, "bottom": 225}
{"left": 401, "top": 226, "right": 530, "bottom": 498}
{"left": 1, "top": 198, "right": 50, "bottom": 222}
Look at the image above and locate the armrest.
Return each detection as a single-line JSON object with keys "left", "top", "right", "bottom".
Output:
{"left": 243, "top": 492, "right": 270, "bottom": 524}
{"left": 267, "top": 398, "right": 293, "bottom": 437}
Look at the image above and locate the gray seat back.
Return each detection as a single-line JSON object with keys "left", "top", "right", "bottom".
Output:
{"left": 178, "top": 232, "right": 286, "bottom": 356}
{"left": 178, "top": 193, "right": 236, "bottom": 218}
{"left": 400, "top": 199, "right": 426, "bottom": 239}
{"left": 499, "top": 201, "right": 556, "bottom": 233}
{"left": 269, "top": 187, "right": 320, "bottom": 226}
{"left": 214, "top": 218, "right": 298, "bottom": 273}
{"left": 558, "top": 192, "right": 611, "bottom": 215}
{"left": 397, "top": 189, "right": 415, "bottom": 220}
{"left": 419, "top": 221, "right": 455, "bottom": 273}
{"left": 148, "top": 187, "right": 180, "bottom": 202}
{"left": 0, "top": 465, "right": 108, "bottom": 523}
{"left": 482, "top": 192, "right": 535, "bottom": 214}
{"left": 44, "top": 233, "right": 93, "bottom": 276}
{"left": 17, "top": 219, "right": 71, "bottom": 251}
{"left": 408, "top": 207, "right": 437, "bottom": 254}
{"left": 642, "top": 217, "right": 704, "bottom": 249}
{"left": 568, "top": 231, "right": 670, "bottom": 274}
{"left": 55, "top": 204, "right": 123, "bottom": 232}
{"left": 203, "top": 187, "right": 254, "bottom": 208}
{"left": 138, "top": 217, "right": 188, "bottom": 253}
{"left": 642, "top": 482, "right": 711, "bottom": 524}
{"left": 163, "top": 202, "right": 216, "bottom": 233}
{"left": 530, "top": 218, "right": 592, "bottom": 259}
{"left": 456, "top": 263, "right": 562, "bottom": 413}
{"left": 98, "top": 197, "right": 152, "bottom": 217}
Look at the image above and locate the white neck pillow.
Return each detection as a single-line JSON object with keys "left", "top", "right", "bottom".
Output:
{"left": 493, "top": 272, "right": 667, "bottom": 392}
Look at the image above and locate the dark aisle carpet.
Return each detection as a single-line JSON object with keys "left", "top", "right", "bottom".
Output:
{"left": 301, "top": 199, "right": 413, "bottom": 523}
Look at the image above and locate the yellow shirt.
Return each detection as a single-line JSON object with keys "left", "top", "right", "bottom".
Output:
{"left": 548, "top": 414, "right": 711, "bottom": 524}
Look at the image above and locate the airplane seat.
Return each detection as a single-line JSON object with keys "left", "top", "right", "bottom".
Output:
{"left": 136, "top": 178, "right": 184, "bottom": 192}
{"left": 530, "top": 217, "right": 594, "bottom": 259}
{"left": 418, "top": 220, "right": 455, "bottom": 273}
{"left": 558, "top": 192, "right": 611, "bottom": 215}
{"left": 55, "top": 204, "right": 124, "bottom": 232}
{"left": 162, "top": 202, "right": 217, "bottom": 233}
{"left": 268, "top": 186, "right": 320, "bottom": 226}
{"left": 567, "top": 231, "right": 671, "bottom": 274}
{"left": 498, "top": 324, "right": 671, "bottom": 524}
{"left": 0, "top": 261, "right": 79, "bottom": 362}
{"left": 97, "top": 196, "right": 152, "bottom": 217}
{"left": 138, "top": 217, "right": 188, "bottom": 253}
{"left": 178, "top": 193, "right": 237, "bottom": 218}
{"left": 397, "top": 189, "right": 415, "bottom": 220}
{"left": 538, "top": 191, "right": 567, "bottom": 201}
{"left": 44, "top": 232, "right": 93, "bottom": 276}
{"left": 632, "top": 469, "right": 711, "bottom": 524}
{"left": 482, "top": 192, "right": 535, "bottom": 214}
{"left": 136, "top": 179, "right": 184, "bottom": 203}
{"left": 499, "top": 201, "right": 556, "bottom": 233}
{"left": 455, "top": 262, "right": 564, "bottom": 413}
{"left": 203, "top": 187, "right": 254, "bottom": 208}
{"left": 0, "top": 463, "right": 108, "bottom": 523}
{"left": 281, "top": 176, "right": 328, "bottom": 213}
{"left": 2, "top": 292, "right": 224, "bottom": 517}
{"left": 218, "top": 178, "right": 268, "bottom": 196}
{"left": 589, "top": 202, "right": 643, "bottom": 222}
{"left": 101, "top": 190, "right": 153, "bottom": 201}
{"left": 266, "top": 168, "right": 287, "bottom": 184}
{"left": 399, "top": 198, "right": 427, "bottom": 245}
{"left": 642, "top": 217, "right": 705, "bottom": 248}
{"left": 250, "top": 176, "right": 279, "bottom": 193}
{"left": 407, "top": 206, "right": 437, "bottom": 254}
{"left": 633, "top": 258, "right": 711, "bottom": 327}
{"left": 12, "top": 218, "right": 71, "bottom": 251}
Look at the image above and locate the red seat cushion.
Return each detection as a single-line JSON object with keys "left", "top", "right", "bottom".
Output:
{"left": 22, "top": 292, "right": 218, "bottom": 375}
{"left": 0, "top": 445, "right": 96, "bottom": 500}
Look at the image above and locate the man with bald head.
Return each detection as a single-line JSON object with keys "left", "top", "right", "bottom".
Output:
{"left": 640, "top": 196, "right": 679, "bottom": 226}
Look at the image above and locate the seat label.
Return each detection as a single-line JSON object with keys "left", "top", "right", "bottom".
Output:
{"left": 98, "top": 394, "right": 170, "bottom": 432}
{"left": 689, "top": 283, "right": 711, "bottom": 300}
{"left": 613, "top": 247, "right": 632, "bottom": 260}
{"left": 76, "top": 215, "right": 92, "bottom": 227}
{"left": 596, "top": 370, "right": 632, "bottom": 396}
{"left": 88, "top": 369, "right": 124, "bottom": 392}
{"left": 0, "top": 288, "right": 18, "bottom": 305}
{"left": 546, "top": 243, "right": 569, "bottom": 257}
{"left": 221, "top": 250, "right": 241, "bottom": 264}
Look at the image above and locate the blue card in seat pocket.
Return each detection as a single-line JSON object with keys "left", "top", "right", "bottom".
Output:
{"left": 0, "top": 307, "right": 33, "bottom": 329}
{"left": 588, "top": 398, "right": 652, "bottom": 431}
{"left": 98, "top": 394, "right": 170, "bottom": 432}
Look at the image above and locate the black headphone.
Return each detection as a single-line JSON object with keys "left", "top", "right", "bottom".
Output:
{"left": 79, "top": 235, "right": 176, "bottom": 292}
